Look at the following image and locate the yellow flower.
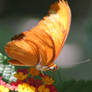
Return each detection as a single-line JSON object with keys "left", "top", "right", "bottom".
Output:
{"left": 42, "top": 75, "right": 54, "bottom": 85}
{"left": 18, "top": 83, "right": 36, "bottom": 92}
{"left": 0, "top": 85, "right": 9, "bottom": 92}
{"left": 14, "top": 72, "right": 28, "bottom": 80}
{"left": 29, "top": 68, "right": 40, "bottom": 76}
{"left": 38, "top": 85, "right": 50, "bottom": 92}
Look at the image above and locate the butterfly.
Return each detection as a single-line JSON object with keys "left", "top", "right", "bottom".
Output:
{"left": 5, "top": 0, "right": 71, "bottom": 71}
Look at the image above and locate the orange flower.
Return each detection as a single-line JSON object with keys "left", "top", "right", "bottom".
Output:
{"left": 42, "top": 75, "right": 54, "bottom": 85}
{"left": 28, "top": 68, "right": 40, "bottom": 76}
{"left": 38, "top": 85, "right": 50, "bottom": 92}
{"left": 14, "top": 72, "right": 28, "bottom": 80}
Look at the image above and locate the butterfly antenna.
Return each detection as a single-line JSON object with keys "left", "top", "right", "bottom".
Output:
{"left": 76, "top": 58, "right": 91, "bottom": 65}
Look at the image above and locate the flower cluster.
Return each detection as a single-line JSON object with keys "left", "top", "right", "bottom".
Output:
{"left": 0, "top": 67, "right": 58, "bottom": 92}
{"left": 0, "top": 76, "right": 17, "bottom": 92}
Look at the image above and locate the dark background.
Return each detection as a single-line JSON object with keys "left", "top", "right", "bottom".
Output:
{"left": 0, "top": 0, "right": 92, "bottom": 80}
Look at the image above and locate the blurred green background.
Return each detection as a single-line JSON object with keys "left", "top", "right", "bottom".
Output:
{"left": 0, "top": 0, "right": 92, "bottom": 81}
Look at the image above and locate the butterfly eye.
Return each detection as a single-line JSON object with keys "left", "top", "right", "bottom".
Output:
{"left": 11, "top": 33, "right": 25, "bottom": 41}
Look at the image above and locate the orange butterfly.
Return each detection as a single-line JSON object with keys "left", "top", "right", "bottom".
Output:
{"left": 5, "top": 0, "right": 71, "bottom": 71}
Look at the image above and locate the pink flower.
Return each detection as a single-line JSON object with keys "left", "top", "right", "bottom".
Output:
{"left": 5, "top": 84, "right": 11, "bottom": 88}
{"left": 0, "top": 80, "right": 6, "bottom": 85}
{"left": 0, "top": 76, "right": 18, "bottom": 91}
{"left": 5, "top": 84, "right": 16, "bottom": 91}
{"left": 10, "top": 80, "right": 24, "bottom": 91}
